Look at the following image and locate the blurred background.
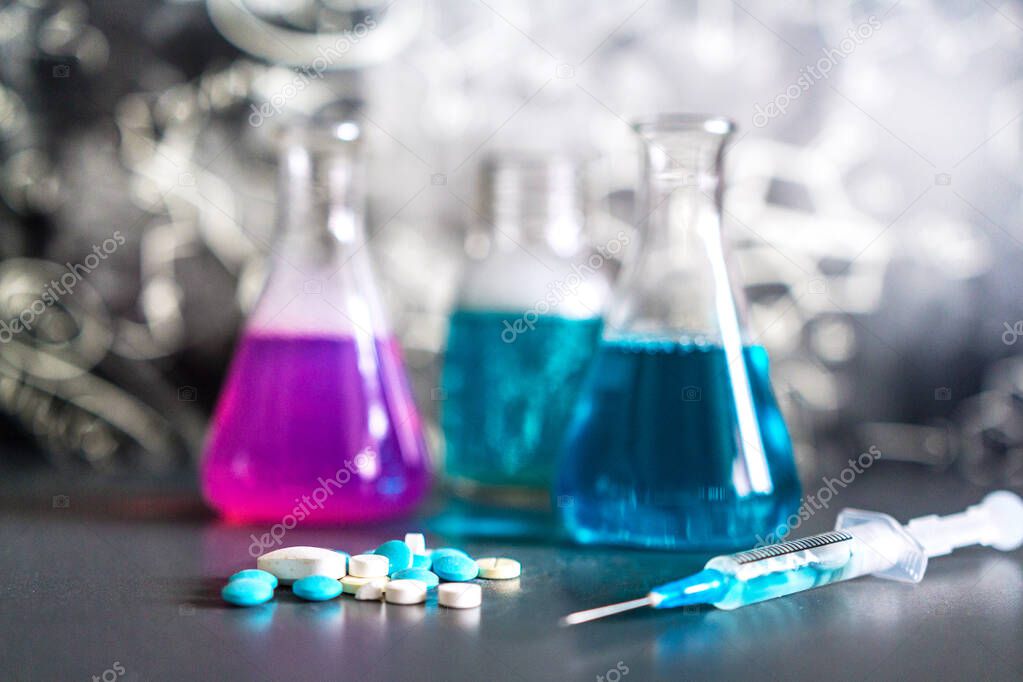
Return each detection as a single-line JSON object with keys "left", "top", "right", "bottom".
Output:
{"left": 0, "top": 0, "right": 1021, "bottom": 494}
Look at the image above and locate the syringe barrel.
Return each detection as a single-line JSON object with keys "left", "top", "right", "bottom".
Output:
{"left": 703, "top": 514, "right": 925, "bottom": 609}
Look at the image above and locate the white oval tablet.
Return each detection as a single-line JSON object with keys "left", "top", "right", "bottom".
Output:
{"left": 404, "top": 532, "right": 427, "bottom": 556}
{"left": 475, "top": 557, "right": 520, "bottom": 580}
{"left": 341, "top": 575, "right": 388, "bottom": 595}
{"left": 384, "top": 579, "right": 427, "bottom": 605}
{"left": 354, "top": 580, "right": 387, "bottom": 600}
{"left": 256, "top": 546, "right": 346, "bottom": 584}
{"left": 349, "top": 553, "right": 389, "bottom": 578}
{"left": 438, "top": 582, "right": 482, "bottom": 609}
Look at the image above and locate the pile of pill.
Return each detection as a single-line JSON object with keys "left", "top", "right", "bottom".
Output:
{"left": 221, "top": 532, "right": 520, "bottom": 611}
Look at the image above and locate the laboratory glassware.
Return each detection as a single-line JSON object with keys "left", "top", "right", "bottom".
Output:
{"left": 441, "top": 155, "right": 610, "bottom": 501}
{"left": 556, "top": 114, "right": 801, "bottom": 549}
{"left": 201, "top": 120, "right": 431, "bottom": 523}
{"left": 563, "top": 490, "right": 1023, "bottom": 622}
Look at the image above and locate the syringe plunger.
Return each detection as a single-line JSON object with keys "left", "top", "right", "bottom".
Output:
{"left": 906, "top": 491, "right": 1023, "bottom": 557}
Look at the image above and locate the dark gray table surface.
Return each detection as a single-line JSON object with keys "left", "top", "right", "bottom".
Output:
{"left": 1, "top": 464, "right": 1020, "bottom": 681}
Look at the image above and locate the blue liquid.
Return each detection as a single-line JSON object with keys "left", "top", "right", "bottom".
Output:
{"left": 556, "top": 339, "right": 802, "bottom": 550}
{"left": 718, "top": 564, "right": 846, "bottom": 609}
{"left": 441, "top": 309, "right": 602, "bottom": 489}
{"left": 654, "top": 563, "right": 849, "bottom": 610}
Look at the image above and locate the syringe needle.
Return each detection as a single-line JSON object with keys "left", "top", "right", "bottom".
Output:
{"left": 560, "top": 596, "right": 654, "bottom": 626}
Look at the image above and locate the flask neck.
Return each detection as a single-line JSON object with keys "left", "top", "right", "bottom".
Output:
{"left": 277, "top": 130, "right": 366, "bottom": 251}
{"left": 248, "top": 123, "right": 391, "bottom": 339}
{"left": 637, "top": 127, "right": 727, "bottom": 266}
{"left": 607, "top": 116, "right": 745, "bottom": 342}
{"left": 480, "top": 157, "right": 585, "bottom": 256}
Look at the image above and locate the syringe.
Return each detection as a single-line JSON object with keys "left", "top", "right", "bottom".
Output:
{"left": 562, "top": 491, "right": 1023, "bottom": 624}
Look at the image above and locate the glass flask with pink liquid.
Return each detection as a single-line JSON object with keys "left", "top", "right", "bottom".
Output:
{"left": 201, "top": 120, "right": 431, "bottom": 524}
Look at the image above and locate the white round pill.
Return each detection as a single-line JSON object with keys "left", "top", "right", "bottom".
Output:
{"left": 341, "top": 575, "right": 388, "bottom": 595}
{"left": 256, "top": 546, "right": 346, "bottom": 584}
{"left": 354, "top": 580, "right": 387, "bottom": 601}
{"left": 438, "top": 583, "right": 482, "bottom": 609}
{"left": 349, "top": 553, "right": 389, "bottom": 578}
{"left": 475, "top": 557, "right": 520, "bottom": 580}
{"left": 384, "top": 579, "right": 427, "bottom": 605}
{"left": 404, "top": 532, "right": 427, "bottom": 556}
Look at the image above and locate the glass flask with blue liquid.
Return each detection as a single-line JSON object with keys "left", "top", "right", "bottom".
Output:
{"left": 441, "top": 156, "right": 610, "bottom": 503}
{"left": 556, "top": 115, "right": 802, "bottom": 549}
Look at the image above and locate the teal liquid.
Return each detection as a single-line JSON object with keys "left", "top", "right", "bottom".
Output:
{"left": 556, "top": 338, "right": 802, "bottom": 550}
{"left": 441, "top": 309, "right": 602, "bottom": 489}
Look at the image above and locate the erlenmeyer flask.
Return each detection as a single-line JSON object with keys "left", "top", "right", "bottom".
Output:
{"left": 201, "top": 121, "right": 431, "bottom": 524}
{"left": 441, "top": 156, "right": 609, "bottom": 503}
{"left": 556, "top": 115, "right": 801, "bottom": 550}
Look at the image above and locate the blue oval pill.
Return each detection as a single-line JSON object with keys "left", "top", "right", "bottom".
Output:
{"left": 292, "top": 575, "right": 343, "bottom": 601}
{"left": 375, "top": 540, "right": 413, "bottom": 573}
{"left": 411, "top": 553, "right": 432, "bottom": 570}
{"left": 432, "top": 554, "right": 479, "bottom": 582}
{"left": 222, "top": 578, "right": 274, "bottom": 607}
{"left": 228, "top": 569, "right": 278, "bottom": 590}
{"left": 391, "top": 568, "right": 440, "bottom": 589}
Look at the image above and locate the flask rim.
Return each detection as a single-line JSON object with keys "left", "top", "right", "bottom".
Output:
{"left": 276, "top": 119, "right": 363, "bottom": 150}
{"left": 632, "top": 114, "right": 735, "bottom": 137}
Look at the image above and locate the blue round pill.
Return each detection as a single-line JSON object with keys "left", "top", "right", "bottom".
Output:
{"left": 431, "top": 547, "right": 472, "bottom": 562}
{"left": 390, "top": 568, "right": 440, "bottom": 589}
{"left": 375, "top": 540, "right": 413, "bottom": 573}
{"left": 228, "top": 569, "right": 278, "bottom": 590}
{"left": 411, "top": 553, "right": 432, "bottom": 570}
{"left": 292, "top": 575, "right": 343, "bottom": 602}
{"left": 222, "top": 578, "right": 274, "bottom": 607}
{"left": 432, "top": 554, "right": 479, "bottom": 582}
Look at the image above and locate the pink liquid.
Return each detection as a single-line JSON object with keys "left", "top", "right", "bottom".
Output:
{"left": 201, "top": 332, "right": 431, "bottom": 523}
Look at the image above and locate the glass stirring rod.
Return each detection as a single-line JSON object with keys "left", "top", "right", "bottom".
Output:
{"left": 562, "top": 491, "right": 1023, "bottom": 625}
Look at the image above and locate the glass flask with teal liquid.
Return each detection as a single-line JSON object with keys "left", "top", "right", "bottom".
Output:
{"left": 556, "top": 115, "right": 801, "bottom": 549}
{"left": 441, "top": 156, "right": 611, "bottom": 503}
